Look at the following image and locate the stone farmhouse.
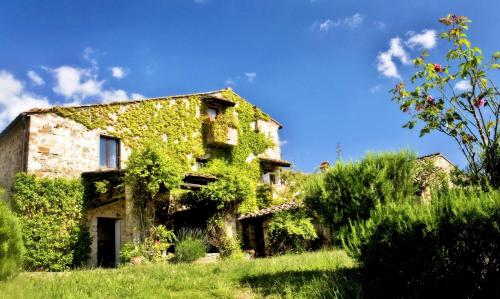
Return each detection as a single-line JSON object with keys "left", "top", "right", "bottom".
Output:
{"left": 0, "top": 88, "right": 292, "bottom": 266}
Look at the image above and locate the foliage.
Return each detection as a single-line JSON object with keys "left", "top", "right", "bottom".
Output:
{"left": 392, "top": 14, "right": 500, "bottom": 188}
{"left": 0, "top": 189, "right": 23, "bottom": 281}
{"left": 304, "top": 151, "right": 418, "bottom": 230}
{"left": 12, "top": 173, "right": 90, "bottom": 271}
{"left": 267, "top": 210, "right": 317, "bottom": 255}
{"left": 125, "top": 141, "right": 183, "bottom": 239}
{"left": 342, "top": 188, "right": 500, "bottom": 298}
{"left": 120, "top": 225, "right": 176, "bottom": 264}
{"left": 414, "top": 157, "right": 449, "bottom": 193}
{"left": 0, "top": 250, "right": 359, "bottom": 299}
{"left": 173, "top": 228, "right": 207, "bottom": 263}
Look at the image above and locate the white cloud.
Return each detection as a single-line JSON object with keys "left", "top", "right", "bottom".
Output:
{"left": 406, "top": 29, "right": 437, "bottom": 50}
{"left": 52, "top": 66, "right": 103, "bottom": 99}
{"left": 225, "top": 78, "right": 236, "bottom": 86}
{"left": 376, "top": 38, "right": 410, "bottom": 79}
{"left": 0, "top": 70, "right": 51, "bottom": 128}
{"left": 344, "top": 13, "right": 363, "bottom": 28}
{"left": 244, "top": 72, "right": 257, "bottom": 82}
{"left": 131, "top": 93, "right": 145, "bottom": 100}
{"left": 27, "top": 70, "right": 45, "bottom": 86}
{"left": 312, "top": 13, "right": 363, "bottom": 32}
{"left": 111, "top": 67, "right": 126, "bottom": 79}
{"left": 454, "top": 80, "right": 472, "bottom": 92}
{"left": 319, "top": 19, "right": 334, "bottom": 32}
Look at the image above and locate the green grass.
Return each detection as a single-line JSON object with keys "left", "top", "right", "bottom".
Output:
{"left": 0, "top": 250, "right": 361, "bottom": 299}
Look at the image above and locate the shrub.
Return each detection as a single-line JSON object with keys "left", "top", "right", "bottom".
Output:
{"left": 0, "top": 189, "right": 23, "bottom": 280}
{"left": 173, "top": 228, "right": 207, "bottom": 263}
{"left": 125, "top": 141, "right": 183, "bottom": 240}
{"left": 12, "top": 173, "right": 90, "bottom": 271}
{"left": 120, "top": 225, "right": 176, "bottom": 264}
{"left": 267, "top": 210, "right": 317, "bottom": 255}
{"left": 304, "top": 150, "right": 417, "bottom": 231}
{"left": 342, "top": 188, "right": 500, "bottom": 298}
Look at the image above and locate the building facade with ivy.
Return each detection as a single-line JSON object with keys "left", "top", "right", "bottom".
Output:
{"left": 0, "top": 88, "right": 292, "bottom": 267}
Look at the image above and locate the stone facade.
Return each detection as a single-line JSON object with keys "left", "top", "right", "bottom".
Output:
{"left": 0, "top": 90, "right": 287, "bottom": 267}
{"left": 0, "top": 120, "right": 26, "bottom": 204}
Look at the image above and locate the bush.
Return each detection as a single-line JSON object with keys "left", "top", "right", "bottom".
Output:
{"left": 304, "top": 150, "right": 417, "bottom": 231}
{"left": 267, "top": 210, "right": 317, "bottom": 255}
{"left": 12, "top": 173, "right": 90, "bottom": 271}
{"left": 0, "top": 189, "right": 23, "bottom": 280}
{"left": 173, "top": 228, "right": 207, "bottom": 263}
{"left": 120, "top": 225, "right": 176, "bottom": 264}
{"left": 342, "top": 188, "right": 500, "bottom": 298}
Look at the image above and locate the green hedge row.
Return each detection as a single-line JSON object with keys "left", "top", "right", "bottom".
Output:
{"left": 12, "top": 173, "right": 90, "bottom": 271}
{"left": 342, "top": 188, "right": 500, "bottom": 298}
{"left": 0, "top": 189, "right": 23, "bottom": 280}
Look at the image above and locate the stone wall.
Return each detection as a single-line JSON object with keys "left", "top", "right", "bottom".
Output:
{"left": 26, "top": 113, "right": 131, "bottom": 178}
{"left": 254, "top": 119, "right": 282, "bottom": 160}
{"left": 0, "top": 120, "right": 26, "bottom": 203}
{"left": 87, "top": 199, "right": 132, "bottom": 266}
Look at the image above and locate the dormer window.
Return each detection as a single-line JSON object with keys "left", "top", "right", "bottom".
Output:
{"left": 207, "top": 107, "right": 219, "bottom": 121}
{"left": 100, "top": 136, "right": 120, "bottom": 169}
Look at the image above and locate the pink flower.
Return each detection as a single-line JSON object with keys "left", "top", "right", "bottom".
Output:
{"left": 426, "top": 95, "right": 435, "bottom": 105}
{"left": 452, "top": 15, "right": 459, "bottom": 22}
{"left": 474, "top": 98, "right": 486, "bottom": 108}
{"left": 434, "top": 64, "right": 443, "bottom": 73}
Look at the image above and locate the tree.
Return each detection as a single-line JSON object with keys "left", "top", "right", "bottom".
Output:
{"left": 392, "top": 14, "right": 500, "bottom": 188}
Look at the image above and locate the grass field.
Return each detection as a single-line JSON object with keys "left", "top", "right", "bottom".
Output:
{"left": 0, "top": 250, "right": 361, "bottom": 299}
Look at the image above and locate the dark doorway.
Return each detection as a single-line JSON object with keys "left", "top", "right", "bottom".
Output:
{"left": 97, "top": 218, "right": 117, "bottom": 267}
{"left": 254, "top": 219, "right": 266, "bottom": 257}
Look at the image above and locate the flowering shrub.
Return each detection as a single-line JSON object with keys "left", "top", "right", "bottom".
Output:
{"left": 392, "top": 14, "right": 500, "bottom": 188}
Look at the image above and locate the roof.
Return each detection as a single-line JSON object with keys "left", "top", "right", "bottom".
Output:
{"left": 259, "top": 157, "right": 292, "bottom": 167}
{"left": 417, "top": 153, "right": 455, "bottom": 167}
{"left": 0, "top": 87, "right": 283, "bottom": 138}
{"left": 238, "top": 201, "right": 301, "bottom": 220}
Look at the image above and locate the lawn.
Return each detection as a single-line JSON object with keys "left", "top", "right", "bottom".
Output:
{"left": 0, "top": 250, "right": 360, "bottom": 299}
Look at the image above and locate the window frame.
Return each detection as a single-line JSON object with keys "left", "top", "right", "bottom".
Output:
{"left": 99, "top": 135, "right": 120, "bottom": 170}
{"left": 206, "top": 106, "right": 219, "bottom": 121}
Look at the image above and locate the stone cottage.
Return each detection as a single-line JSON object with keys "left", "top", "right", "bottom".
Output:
{"left": 0, "top": 88, "right": 291, "bottom": 267}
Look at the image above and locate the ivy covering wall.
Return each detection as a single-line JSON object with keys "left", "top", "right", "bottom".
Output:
{"left": 12, "top": 173, "right": 90, "bottom": 271}
{"left": 52, "top": 89, "right": 274, "bottom": 214}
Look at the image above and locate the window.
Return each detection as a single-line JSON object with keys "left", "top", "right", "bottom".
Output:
{"left": 207, "top": 107, "right": 218, "bottom": 121}
{"left": 100, "top": 136, "right": 120, "bottom": 169}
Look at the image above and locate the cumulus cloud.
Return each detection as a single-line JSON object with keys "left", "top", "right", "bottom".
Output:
{"left": 52, "top": 66, "right": 103, "bottom": 100}
{"left": 454, "top": 80, "right": 472, "bottom": 92}
{"left": 312, "top": 13, "right": 364, "bottom": 32}
{"left": 244, "top": 72, "right": 257, "bottom": 82}
{"left": 27, "top": 70, "right": 45, "bottom": 86}
{"left": 376, "top": 38, "right": 410, "bottom": 79}
{"left": 0, "top": 70, "right": 51, "bottom": 128}
{"left": 406, "top": 29, "right": 437, "bottom": 49}
{"left": 111, "top": 66, "right": 126, "bottom": 79}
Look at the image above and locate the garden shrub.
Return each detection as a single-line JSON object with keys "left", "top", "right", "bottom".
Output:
{"left": 120, "top": 225, "right": 176, "bottom": 264}
{"left": 0, "top": 189, "right": 23, "bottom": 280}
{"left": 173, "top": 228, "right": 207, "bottom": 263}
{"left": 267, "top": 210, "right": 317, "bottom": 255}
{"left": 12, "top": 173, "right": 90, "bottom": 271}
{"left": 304, "top": 150, "right": 417, "bottom": 231}
{"left": 342, "top": 188, "right": 500, "bottom": 298}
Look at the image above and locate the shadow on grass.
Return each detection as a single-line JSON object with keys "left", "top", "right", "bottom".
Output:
{"left": 241, "top": 268, "right": 362, "bottom": 298}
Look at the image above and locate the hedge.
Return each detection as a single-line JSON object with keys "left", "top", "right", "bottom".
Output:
{"left": 12, "top": 173, "right": 90, "bottom": 271}
{"left": 342, "top": 188, "right": 500, "bottom": 298}
{"left": 0, "top": 189, "right": 23, "bottom": 280}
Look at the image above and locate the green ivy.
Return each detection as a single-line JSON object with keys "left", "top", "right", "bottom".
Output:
{"left": 52, "top": 89, "right": 273, "bottom": 213}
{"left": 11, "top": 173, "right": 90, "bottom": 271}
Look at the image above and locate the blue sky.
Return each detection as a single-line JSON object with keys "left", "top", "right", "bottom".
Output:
{"left": 1, "top": 0, "right": 499, "bottom": 172}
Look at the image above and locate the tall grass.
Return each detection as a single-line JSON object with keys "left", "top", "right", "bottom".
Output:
{"left": 0, "top": 250, "right": 360, "bottom": 298}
